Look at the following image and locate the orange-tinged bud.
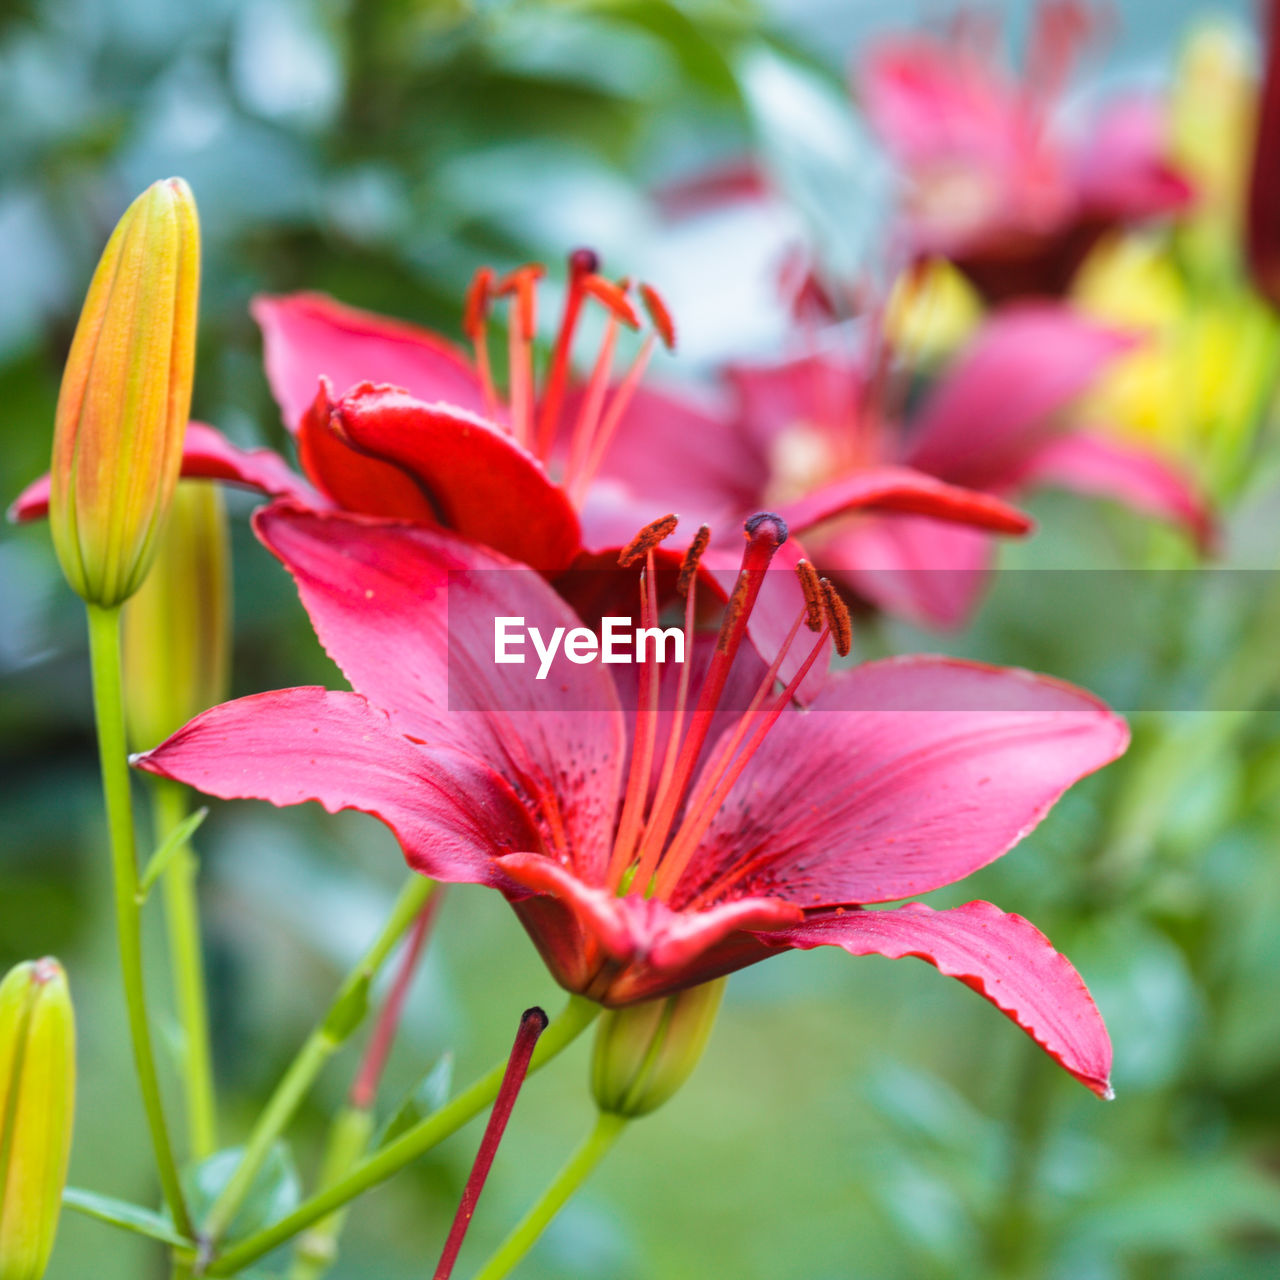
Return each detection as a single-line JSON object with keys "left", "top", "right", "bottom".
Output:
{"left": 0, "top": 958, "right": 76, "bottom": 1280}
{"left": 122, "top": 480, "right": 231, "bottom": 750}
{"left": 590, "top": 978, "right": 724, "bottom": 1118}
{"left": 49, "top": 177, "right": 201, "bottom": 607}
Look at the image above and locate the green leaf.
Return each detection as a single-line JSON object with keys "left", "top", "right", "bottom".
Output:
{"left": 138, "top": 806, "right": 208, "bottom": 899}
{"left": 377, "top": 1052, "right": 454, "bottom": 1147}
{"left": 63, "top": 1187, "right": 193, "bottom": 1248}
{"left": 183, "top": 1143, "right": 301, "bottom": 1246}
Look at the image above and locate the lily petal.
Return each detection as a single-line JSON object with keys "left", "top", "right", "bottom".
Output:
{"left": 8, "top": 422, "right": 318, "bottom": 522}
{"left": 134, "top": 687, "right": 539, "bottom": 886}
{"left": 253, "top": 292, "right": 490, "bottom": 434}
{"left": 1008, "top": 429, "right": 1215, "bottom": 552}
{"left": 905, "top": 305, "right": 1132, "bottom": 490}
{"left": 679, "top": 656, "right": 1128, "bottom": 909}
{"left": 818, "top": 514, "right": 994, "bottom": 629}
{"left": 254, "top": 506, "right": 625, "bottom": 882}
{"left": 773, "top": 464, "right": 1033, "bottom": 536}
{"left": 772, "top": 899, "right": 1113, "bottom": 1096}
{"left": 332, "top": 382, "right": 582, "bottom": 573}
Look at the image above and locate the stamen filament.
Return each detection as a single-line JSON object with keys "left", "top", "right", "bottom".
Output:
{"left": 652, "top": 623, "right": 830, "bottom": 900}
{"left": 576, "top": 334, "right": 656, "bottom": 497}
{"left": 534, "top": 251, "right": 597, "bottom": 462}
{"left": 565, "top": 317, "right": 619, "bottom": 502}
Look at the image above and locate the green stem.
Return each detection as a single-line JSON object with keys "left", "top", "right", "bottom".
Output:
{"left": 206, "top": 996, "right": 599, "bottom": 1277}
{"left": 471, "top": 1111, "right": 627, "bottom": 1280}
{"left": 152, "top": 777, "right": 218, "bottom": 1160}
{"left": 86, "top": 602, "right": 194, "bottom": 1239}
{"left": 203, "top": 874, "right": 438, "bottom": 1243}
{"left": 287, "top": 1105, "right": 376, "bottom": 1280}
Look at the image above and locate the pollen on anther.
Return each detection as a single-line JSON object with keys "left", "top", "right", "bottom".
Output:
{"left": 819, "top": 577, "right": 853, "bottom": 657}
{"left": 639, "top": 283, "right": 676, "bottom": 350}
{"left": 462, "top": 266, "right": 494, "bottom": 339}
{"left": 583, "top": 275, "right": 641, "bottom": 329}
{"left": 795, "top": 559, "right": 824, "bottom": 632}
{"left": 618, "top": 514, "right": 679, "bottom": 567}
{"left": 677, "top": 524, "right": 711, "bottom": 596}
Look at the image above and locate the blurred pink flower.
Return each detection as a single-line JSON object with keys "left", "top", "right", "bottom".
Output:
{"left": 859, "top": 1, "right": 1192, "bottom": 299}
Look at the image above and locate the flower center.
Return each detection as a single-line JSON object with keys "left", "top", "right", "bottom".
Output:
{"left": 602, "top": 513, "right": 850, "bottom": 905}
{"left": 462, "top": 250, "right": 674, "bottom": 506}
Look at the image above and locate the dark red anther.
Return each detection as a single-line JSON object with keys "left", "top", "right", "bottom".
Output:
{"left": 639, "top": 282, "right": 676, "bottom": 350}
{"left": 619, "top": 514, "right": 680, "bottom": 567}
{"left": 795, "top": 559, "right": 824, "bottom": 632}
{"left": 819, "top": 577, "right": 852, "bottom": 657}
{"left": 677, "top": 525, "right": 711, "bottom": 597}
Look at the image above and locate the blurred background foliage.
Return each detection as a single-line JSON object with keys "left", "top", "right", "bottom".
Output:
{"left": 4, "top": 0, "right": 1280, "bottom": 1277}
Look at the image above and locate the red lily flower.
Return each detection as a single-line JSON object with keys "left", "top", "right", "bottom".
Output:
{"left": 135, "top": 504, "right": 1126, "bottom": 1096}
{"left": 594, "top": 303, "right": 1212, "bottom": 628}
{"left": 1249, "top": 0, "right": 1280, "bottom": 307}
{"left": 12, "top": 258, "right": 1034, "bottom": 594}
{"left": 859, "top": 2, "right": 1192, "bottom": 300}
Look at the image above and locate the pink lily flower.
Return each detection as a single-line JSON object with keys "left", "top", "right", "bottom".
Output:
{"left": 11, "top": 257, "right": 1038, "bottom": 685}
{"left": 135, "top": 503, "right": 1126, "bottom": 1096}
{"left": 595, "top": 303, "right": 1212, "bottom": 628}
{"left": 859, "top": 1, "right": 1192, "bottom": 300}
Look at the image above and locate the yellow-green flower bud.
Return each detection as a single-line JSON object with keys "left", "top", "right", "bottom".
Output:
{"left": 123, "top": 480, "right": 231, "bottom": 750}
{"left": 0, "top": 959, "right": 76, "bottom": 1280}
{"left": 591, "top": 979, "right": 724, "bottom": 1118}
{"left": 49, "top": 177, "right": 201, "bottom": 607}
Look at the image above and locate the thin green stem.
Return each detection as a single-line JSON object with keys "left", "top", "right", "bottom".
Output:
{"left": 86, "top": 602, "right": 194, "bottom": 1239}
{"left": 470, "top": 1111, "right": 627, "bottom": 1280}
{"left": 152, "top": 776, "right": 218, "bottom": 1160}
{"left": 207, "top": 996, "right": 599, "bottom": 1277}
{"left": 203, "top": 874, "right": 438, "bottom": 1243}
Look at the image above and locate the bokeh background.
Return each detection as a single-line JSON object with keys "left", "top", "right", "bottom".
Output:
{"left": 4, "top": 1, "right": 1280, "bottom": 1277}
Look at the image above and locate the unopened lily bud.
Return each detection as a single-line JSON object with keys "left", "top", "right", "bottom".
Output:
{"left": 0, "top": 959, "right": 76, "bottom": 1280}
{"left": 49, "top": 177, "right": 201, "bottom": 607}
{"left": 123, "top": 481, "right": 230, "bottom": 750}
{"left": 591, "top": 978, "right": 724, "bottom": 1118}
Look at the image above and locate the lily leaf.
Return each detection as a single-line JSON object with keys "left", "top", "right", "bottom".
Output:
{"left": 376, "top": 1052, "right": 454, "bottom": 1147}
{"left": 138, "top": 806, "right": 209, "bottom": 899}
{"left": 183, "top": 1143, "right": 301, "bottom": 1246}
{"left": 63, "top": 1187, "right": 193, "bottom": 1248}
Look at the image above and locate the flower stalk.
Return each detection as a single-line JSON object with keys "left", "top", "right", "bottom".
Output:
{"left": 469, "top": 1112, "right": 628, "bottom": 1280}
{"left": 202, "top": 875, "right": 438, "bottom": 1245}
{"left": 86, "top": 602, "right": 192, "bottom": 1237}
{"left": 204, "top": 996, "right": 599, "bottom": 1277}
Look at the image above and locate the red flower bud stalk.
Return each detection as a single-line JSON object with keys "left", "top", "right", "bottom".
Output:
{"left": 60, "top": 178, "right": 203, "bottom": 1240}
{"left": 0, "top": 959, "right": 76, "bottom": 1280}
{"left": 469, "top": 980, "right": 726, "bottom": 1280}
{"left": 290, "top": 896, "right": 440, "bottom": 1280}
{"left": 123, "top": 479, "right": 230, "bottom": 1162}
{"left": 49, "top": 178, "right": 200, "bottom": 608}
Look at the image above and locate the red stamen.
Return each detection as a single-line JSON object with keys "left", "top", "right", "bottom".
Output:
{"left": 349, "top": 893, "right": 441, "bottom": 1110}
{"left": 638, "top": 282, "right": 676, "bottom": 350}
{"left": 677, "top": 525, "right": 711, "bottom": 598}
{"left": 576, "top": 333, "right": 657, "bottom": 495}
{"left": 819, "top": 578, "right": 852, "bottom": 657}
{"left": 431, "top": 1008, "right": 549, "bottom": 1280}
{"left": 534, "top": 250, "right": 598, "bottom": 461}
{"left": 462, "top": 267, "right": 494, "bottom": 341}
{"left": 618, "top": 513, "right": 679, "bottom": 567}
{"left": 632, "top": 515, "right": 788, "bottom": 877}
{"left": 582, "top": 275, "right": 642, "bottom": 329}
{"left": 796, "top": 559, "right": 824, "bottom": 632}
{"left": 565, "top": 316, "right": 620, "bottom": 502}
